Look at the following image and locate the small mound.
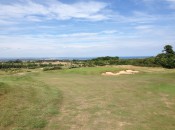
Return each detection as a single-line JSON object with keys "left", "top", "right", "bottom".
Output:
{"left": 102, "top": 70, "right": 139, "bottom": 76}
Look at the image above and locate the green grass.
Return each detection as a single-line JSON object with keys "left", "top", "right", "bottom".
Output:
{"left": 0, "top": 74, "right": 62, "bottom": 130}
{"left": 0, "top": 66, "right": 175, "bottom": 130}
{"left": 59, "top": 66, "right": 123, "bottom": 75}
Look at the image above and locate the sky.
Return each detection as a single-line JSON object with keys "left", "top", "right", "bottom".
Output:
{"left": 0, "top": 0, "right": 175, "bottom": 58}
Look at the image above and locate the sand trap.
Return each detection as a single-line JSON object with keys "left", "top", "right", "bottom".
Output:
{"left": 102, "top": 70, "right": 139, "bottom": 76}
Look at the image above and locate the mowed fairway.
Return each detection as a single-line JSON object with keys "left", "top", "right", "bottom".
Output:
{"left": 1, "top": 66, "right": 175, "bottom": 130}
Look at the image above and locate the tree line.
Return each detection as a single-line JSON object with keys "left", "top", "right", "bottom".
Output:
{"left": 155, "top": 45, "right": 175, "bottom": 68}
{"left": 0, "top": 61, "right": 63, "bottom": 69}
{"left": 82, "top": 45, "right": 175, "bottom": 69}
{"left": 0, "top": 45, "right": 175, "bottom": 70}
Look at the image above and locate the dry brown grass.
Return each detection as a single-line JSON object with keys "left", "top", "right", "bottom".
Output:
{"left": 37, "top": 66, "right": 175, "bottom": 130}
{"left": 1, "top": 66, "right": 175, "bottom": 130}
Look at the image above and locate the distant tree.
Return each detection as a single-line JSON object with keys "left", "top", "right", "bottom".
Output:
{"left": 155, "top": 45, "right": 175, "bottom": 68}
{"left": 91, "top": 56, "right": 119, "bottom": 65}
{"left": 163, "top": 45, "right": 175, "bottom": 54}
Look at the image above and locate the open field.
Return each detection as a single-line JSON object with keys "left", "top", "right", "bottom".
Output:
{"left": 0, "top": 66, "right": 175, "bottom": 130}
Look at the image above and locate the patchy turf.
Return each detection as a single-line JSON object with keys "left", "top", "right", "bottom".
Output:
{"left": 0, "top": 66, "right": 175, "bottom": 130}
{"left": 0, "top": 73, "right": 62, "bottom": 130}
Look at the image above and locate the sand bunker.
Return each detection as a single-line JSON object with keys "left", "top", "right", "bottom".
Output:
{"left": 102, "top": 70, "right": 139, "bottom": 76}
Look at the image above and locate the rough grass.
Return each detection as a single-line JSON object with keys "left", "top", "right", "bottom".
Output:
{"left": 0, "top": 74, "right": 62, "bottom": 130}
{"left": 0, "top": 66, "right": 175, "bottom": 130}
{"left": 59, "top": 66, "right": 123, "bottom": 75}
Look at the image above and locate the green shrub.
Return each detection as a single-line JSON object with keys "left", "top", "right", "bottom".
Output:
{"left": 155, "top": 45, "right": 175, "bottom": 68}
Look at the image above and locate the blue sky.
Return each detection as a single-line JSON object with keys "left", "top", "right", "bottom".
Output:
{"left": 0, "top": 0, "right": 175, "bottom": 57}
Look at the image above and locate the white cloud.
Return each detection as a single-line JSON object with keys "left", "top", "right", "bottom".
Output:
{"left": 134, "top": 25, "right": 154, "bottom": 33}
{"left": 0, "top": 0, "right": 110, "bottom": 23}
{"left": 58, "top": 32, "right": 98, "bottom": 38}
{"left": 165, "top": 0, "right": 175, "bottom": 9}
{"left": 1, "top": 27, "right": 175, "bottom": 57}
{"left": 0, "top": 0, "right": 168, "bottom": 25}
{"left": 166, "top": 0, "right": 175, "bottom": 2}
{"left": 0, "top": 0, "right": 175, "bottom": 57}
{"left": 56, "top": 30, "right": 118, "bottom": 38}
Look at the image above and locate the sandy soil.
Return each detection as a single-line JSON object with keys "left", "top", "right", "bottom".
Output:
{"left": 102, "top": 70, "right": 139, "bottom": 76}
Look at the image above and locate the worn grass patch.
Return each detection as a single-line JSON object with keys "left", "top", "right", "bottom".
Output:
{"left": 34, "top": 66, "right": 175, "bottom": 130}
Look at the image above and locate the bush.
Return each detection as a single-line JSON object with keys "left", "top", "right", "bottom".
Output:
{"left": 43, "top": 66, "right": 62, "bottom": 71}
{"left": 155, "top": 53, "right": 175, "bottom": 68}
{"left": 155, "top": 45, "right": 175, "bottom": 69}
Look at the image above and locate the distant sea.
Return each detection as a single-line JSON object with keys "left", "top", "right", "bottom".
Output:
{"left": 0, "top": 56, "right": 152, "bottom": 61}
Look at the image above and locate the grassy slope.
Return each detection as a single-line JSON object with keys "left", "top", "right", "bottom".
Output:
{"left": 0, "top": 66, "right": 175, "bottom": 130}
{"left": 0, "top": 72, "right": 62, "bottom": 130}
